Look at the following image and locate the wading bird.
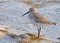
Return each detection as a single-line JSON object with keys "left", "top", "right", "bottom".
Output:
{"left": 22, "top": 8, "right": 56, "bottom": 38}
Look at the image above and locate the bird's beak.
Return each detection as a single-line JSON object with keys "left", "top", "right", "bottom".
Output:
{"left": 22, "top": 10, "right": 31, "bottom": 17}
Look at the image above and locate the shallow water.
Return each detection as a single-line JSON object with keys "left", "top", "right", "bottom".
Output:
{"left": 0, "top": 0, "right": 60, "bottom": 43}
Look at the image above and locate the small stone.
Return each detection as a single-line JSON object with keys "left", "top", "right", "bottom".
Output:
{"left": 9, "top": 33, "right": 18, "bottom": 38}
{"left": 57, "top": 37, "right": 60, "bottom": 39}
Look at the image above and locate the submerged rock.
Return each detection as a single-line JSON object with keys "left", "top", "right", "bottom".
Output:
{"left": 8, "top": 33, "right": 18, "bottom": 38}
{"left": 17, "top": 40, "right": 28, "bottom": 43}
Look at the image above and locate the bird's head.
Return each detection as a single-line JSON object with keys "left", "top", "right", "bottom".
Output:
{"left": 22, "top": 8, "right": 37, "bottom": 17}
{"left": 29, "top": 8, "right": 37, "bottom": 12}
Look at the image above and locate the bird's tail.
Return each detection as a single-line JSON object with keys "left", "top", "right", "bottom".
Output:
{"left": 46, "top": 21, "right": 56, "bottom": 25}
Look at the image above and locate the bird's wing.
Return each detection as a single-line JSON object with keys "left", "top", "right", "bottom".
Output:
{"left": 34, "top": 13, "right": 56, "bottom": 25}
{"left": 34, "top": 13, "right": 48, "bottom": 23}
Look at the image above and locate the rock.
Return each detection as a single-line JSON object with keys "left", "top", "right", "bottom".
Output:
{"left": 8, "top": 33, "right": 18, "bottom": 38}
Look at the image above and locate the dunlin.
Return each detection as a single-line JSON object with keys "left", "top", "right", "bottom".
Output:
{"left": 22, "top": 8, "right": 56, "bottom": 38}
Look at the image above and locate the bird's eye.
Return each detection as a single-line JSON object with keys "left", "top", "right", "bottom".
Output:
{"left": 32, "top": 9, "right": 35, "bottom": 11}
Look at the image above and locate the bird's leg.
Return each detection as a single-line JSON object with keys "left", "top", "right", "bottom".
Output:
{"left": 38, "top": 27, "right": 41, "bottom": 38}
